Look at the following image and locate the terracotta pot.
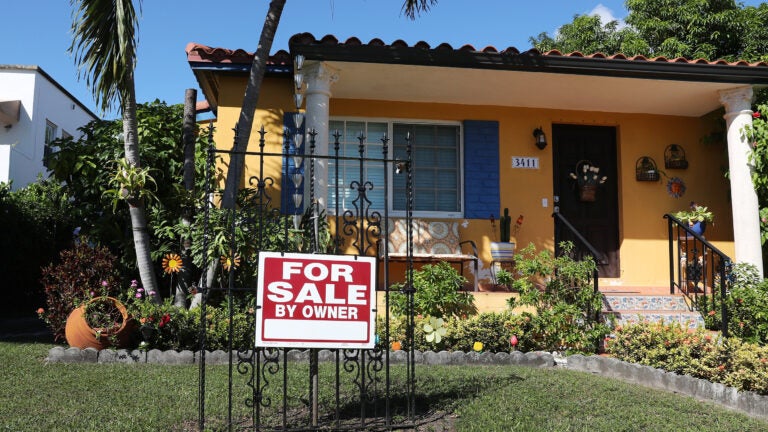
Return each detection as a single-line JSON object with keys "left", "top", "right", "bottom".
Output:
{"left": 65, "top": 297, "right": 134, "bottom": 350}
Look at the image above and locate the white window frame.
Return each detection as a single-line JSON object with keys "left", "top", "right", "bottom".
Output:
{"left": 44, "top": 120, "right": 58, "bottom": 168}
{"left": 44, "top": 120, "right": 57, "bottom": 144}
{"left": 327, "top": 117, "right": 464, "bottom": 219}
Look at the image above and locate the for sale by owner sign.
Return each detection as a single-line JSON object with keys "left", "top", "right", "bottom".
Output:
{"left": 255, "top": 252, "right": 377, "bottom": 349}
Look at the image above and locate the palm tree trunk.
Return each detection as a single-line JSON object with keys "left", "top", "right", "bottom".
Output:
{"left": 221, "top": 0, "right": 286, "bottom": 209}
{"left": 175, "top": 88, "right": 197, "bottom": 308}
{"left": 122, "top": 68, "right": 160, "bottom": 301}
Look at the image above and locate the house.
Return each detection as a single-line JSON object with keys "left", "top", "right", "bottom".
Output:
{"left": 0, "top": 65, "right": 98, "bottom": 189}
{"left": 186, "top": 34, "right": 768, "bottom": 292}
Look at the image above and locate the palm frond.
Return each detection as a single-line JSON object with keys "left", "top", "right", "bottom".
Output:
{"left": 69, "top": 0, "right": 141, "bottom": 113}
{"left": 401, "top": 0, "right": 438, "bottom": 20}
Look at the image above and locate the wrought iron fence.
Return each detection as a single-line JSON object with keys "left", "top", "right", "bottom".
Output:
{"left": 665, "top": 214, "right": 731, "bottom": 336}
{"left": 197, "top": 124, "right": 418, "bottom": 431}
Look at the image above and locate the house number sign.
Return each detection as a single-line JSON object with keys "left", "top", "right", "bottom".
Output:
{"left": 511, "top": 156, "right": 539, "bottom": 169}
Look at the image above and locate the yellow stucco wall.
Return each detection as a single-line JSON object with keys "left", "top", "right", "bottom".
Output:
{"left": 212, "top": 75, "right": 735, "bottom": 288}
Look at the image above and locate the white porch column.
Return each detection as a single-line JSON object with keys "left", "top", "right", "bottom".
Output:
{"left": 719, "top": 86, "right": 763, "bottom": 273}
{"left": 303, "top": 61, "right": 339, "bottom": 212}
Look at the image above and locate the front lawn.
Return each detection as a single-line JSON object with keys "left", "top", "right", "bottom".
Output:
{"left": 1, "top": 342, "right": 766, "bottom": 431}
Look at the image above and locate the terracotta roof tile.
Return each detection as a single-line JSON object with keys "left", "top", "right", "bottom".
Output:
{"left": 186, "top": 42, "right": 290, "bottom": 65}
{"left": 195, "top": 100, "right": 210, "bottom": 112}
{"left": 343, "top": 36, "right": 363, "bottom": 46}
{"left": 413, "top": 41, "right": 431, "bottom": 50}
{"left": 186, "top": 33, "right": 768, "bottom": 69}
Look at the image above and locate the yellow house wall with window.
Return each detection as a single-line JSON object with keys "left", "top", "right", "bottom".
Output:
{"left": 212, "top": 75, "right": 735, "bottom": 289}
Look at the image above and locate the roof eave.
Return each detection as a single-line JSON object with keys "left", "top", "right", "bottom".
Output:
{"left": 289, "top": 43, "right": 768, "bottom": 85}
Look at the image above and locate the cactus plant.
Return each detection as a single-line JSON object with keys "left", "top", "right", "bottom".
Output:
{"left": 499, "top": 208, "right": 512, "bottom": 242}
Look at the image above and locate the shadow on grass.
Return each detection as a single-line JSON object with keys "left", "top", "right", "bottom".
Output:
{"left": 0, "top": 316, "right": 54, "bottom": 344}
{"left": 198, "top": 370, "right": 523, "bottom": 431}
{"left": 317, "top": 371, "right": 524, "bottom": 430}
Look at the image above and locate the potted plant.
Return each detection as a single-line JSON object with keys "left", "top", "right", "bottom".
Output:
{"left": 65, "top": 296, "right": 134, "bottom": 350}
{"left": 672, "top": 201, "right": 713, "bottom": 235}
{"left": 490, "top": 209, "right": 522, "bottom": 262}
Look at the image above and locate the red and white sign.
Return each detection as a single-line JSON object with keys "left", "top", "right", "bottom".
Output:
{"left": 255, "top": 252, "right": 377, "bottom": 349}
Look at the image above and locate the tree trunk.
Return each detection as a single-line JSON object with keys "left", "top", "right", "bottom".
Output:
{"left": 175, "top": 88, "right": 197, "bottom": 308}
{"left": 122, "top": 68, "right": 160, "bottom": 302}
{"left": 212, "top": 0, "right": 286, "bottom": 309}
{"left": 221, "top": 0, "right": 287, "bottom": 209}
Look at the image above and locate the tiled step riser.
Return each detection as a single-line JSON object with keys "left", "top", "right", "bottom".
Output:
{"left": 604, "top": 312, "right": 705, "bottom": 330}
{"left": 602, "top": 295, "right": 690, "bottom": 311}
{"left": 601, "top": 293, "right": 705, "bottom": 330}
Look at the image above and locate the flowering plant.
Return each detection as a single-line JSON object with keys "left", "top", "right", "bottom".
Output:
{"left": 423, "top": 316, "right": 447, "bottom": 344}
{"left": 672, "top": 201, "right": 713, "bottom": 225}
{"left": 83, "top": 296, "right": 125, "bottom": 332}
{"left": 569, "top": 161, "right": 607, "bottom": 187}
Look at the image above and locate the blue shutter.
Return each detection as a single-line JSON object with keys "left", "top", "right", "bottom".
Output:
{"left": 463, "top": 120, "right": 499, "bottom": 219}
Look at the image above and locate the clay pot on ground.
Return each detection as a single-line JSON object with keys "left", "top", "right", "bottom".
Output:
{"left": 64, "top": 296, "right": 135, "bottom": 350}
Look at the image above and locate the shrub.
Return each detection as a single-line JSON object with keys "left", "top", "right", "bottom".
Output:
{"left": 443, "top": 311, "right": 525, "bottom": 353}
{"left": 607, "top": 321, "right": 768, "bottom": 395}
{"left": 606, "top": 321, "right": 724, "bottom": 376}
{"left": 700, "top": 262, "right": 768, "bottom": 344}
{"left": 380, "top": 312, "right": 533, "bottom": 354}
{"left": 0, "top": 179, "right": 75, "bottom": 314}
{"left": 507, "top": 242, "right": 611, "bottom": 353}
{"left": 123, "top": 280, "right": 254, "bottom": 351}
{"left": 39, "top": 243, "right": 121, "bottom": 342}
{"left": 389, "top": 261, "right": 477, "bottom": 319}
{"left": 727, "top": 264, "right": 768, "bottom": 344}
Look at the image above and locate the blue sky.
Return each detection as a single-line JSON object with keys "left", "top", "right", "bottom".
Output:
{"left": 3, "top": 1, "right": 764, "bottom": 119}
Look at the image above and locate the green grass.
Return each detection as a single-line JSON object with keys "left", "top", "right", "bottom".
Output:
{"left": 1, "top": 342, "right": 767, "bottom": 431}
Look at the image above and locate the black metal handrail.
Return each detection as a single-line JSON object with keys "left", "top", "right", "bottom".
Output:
{"left": 664, "top": 214, "right": 730, "bottom": 337}
{"left": 552, "top": 212, "right": 605, "bottom": 293}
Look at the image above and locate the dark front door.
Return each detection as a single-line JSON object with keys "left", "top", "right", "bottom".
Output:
{"left": 552, "top": 124, "right": 620, "bottom": 277}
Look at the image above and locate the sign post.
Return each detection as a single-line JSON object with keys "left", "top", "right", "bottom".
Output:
{"left": 255, "top": 252, "right": 378, "bottom": 349}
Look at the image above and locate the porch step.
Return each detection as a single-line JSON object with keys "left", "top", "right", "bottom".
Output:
{"left": 601, "top": 294, "right": 705, "bottom": 329}
{"left": 602, "top": 310, "right": 705, "bottom": 329}
{"left": 602, "top": 294, "right": 691, "bottom": 312}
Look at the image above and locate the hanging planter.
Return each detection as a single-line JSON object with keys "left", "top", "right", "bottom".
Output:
{"left": 569, "top": 160, "right": 607, "bottom": 202}
{"left": 664, "top": 144, "right": 688, "bottom": 169}
{"left": 635, "top": 157, "right": 660, "bottom": 182}
{"left": 65, "top": 296, "right": 134, "bottom": 350}
{"left": 579, "top": 184, "right": 598, "bottom": 202}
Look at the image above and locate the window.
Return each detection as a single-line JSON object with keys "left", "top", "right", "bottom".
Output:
{"left": 327, "top": 119, "right": 462, "bottom": 217}
{"left": 392, "top": 123, "right": 461, "bottom": 214}
{"left": 44, "top": 120, "right": 57, "bottom": 168}
{"left": 327, "top": 120, "right": 387, "bottom": 213}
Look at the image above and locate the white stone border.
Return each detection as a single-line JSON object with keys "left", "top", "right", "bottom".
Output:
{"left": 567, "top": 354, "right": 768, "bottom": 421}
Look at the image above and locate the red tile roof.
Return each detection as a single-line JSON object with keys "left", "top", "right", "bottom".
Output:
{"left": 186, "top": 42, "right": 290, "bottom": 65}
{"left": 186, "top": 33, "right": 768, "bottom": 68}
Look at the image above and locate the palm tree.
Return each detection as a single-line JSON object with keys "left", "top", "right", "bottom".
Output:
{"left": 402, "top": 0, "right": 438, "bottom": 19}
{"left": 70, "top": 0, "right": 159, "bottom": 298}
{"left": 221, "top": 0, "right": 438, "bottom": 209}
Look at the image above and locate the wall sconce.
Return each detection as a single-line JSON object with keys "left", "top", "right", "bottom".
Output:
{"left": 533, "top": 127, "right": 547, "bottom": 150}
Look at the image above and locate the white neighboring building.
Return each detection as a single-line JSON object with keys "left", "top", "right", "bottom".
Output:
{"left": 0, "top": 65, "right": 98, "bottom": 189}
